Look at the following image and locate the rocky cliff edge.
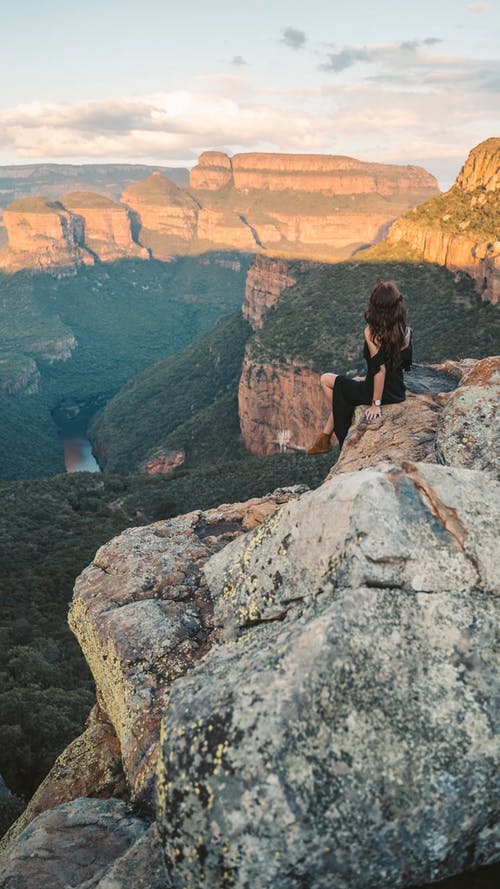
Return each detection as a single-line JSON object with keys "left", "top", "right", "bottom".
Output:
{"left": 0, "top": 359, "right": 499, "bottom": 889}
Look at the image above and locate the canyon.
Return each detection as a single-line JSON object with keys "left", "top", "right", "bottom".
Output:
{"left": 0, "top": 355, "right": 498, "bottom": 888}
{"left": 0, "top": 139, "right": 497, "bottom": 308}
{"left": 0, "top": 150, "right": 440, "bottom": 272}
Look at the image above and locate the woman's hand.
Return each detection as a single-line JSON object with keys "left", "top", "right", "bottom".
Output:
{"left": 365, "top": 404, "right": 381, "bottom": 422}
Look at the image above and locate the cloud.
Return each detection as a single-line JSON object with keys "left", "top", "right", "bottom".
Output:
{"left": 319, "top": 39, "right": 443, "bottom": 72}
{"left": 230, "top": 55, "right": 248, "bottom": 66}
{"left": 281, "top": 27, "right": 307, "bottom": 50}
{"left": 466, "top": 2, "right": 491, "bottom": 10}
{"left": 0, "top": 50, "right": 496, "bottom": 191}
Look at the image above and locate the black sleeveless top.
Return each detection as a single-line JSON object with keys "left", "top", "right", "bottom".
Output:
{"left": 363, "top": 329, "right": 413, "bottom": 403}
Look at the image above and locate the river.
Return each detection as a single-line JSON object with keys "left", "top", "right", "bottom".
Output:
{"left": 61, "top": 435, "right": 101, "bottom": 473}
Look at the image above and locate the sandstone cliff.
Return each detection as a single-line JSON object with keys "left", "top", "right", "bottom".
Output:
{"left": 387, "top": 138, "right": 500, "bottom": 303}
{"left": 1, "top": 358, "right": 498, "bottom": 889}
{"left": 456, "top": 137, "right": 500, "bottom": 192}
{"left": 61, "top": 192, "right": 149, "bottom": 261}
{"left": 0, "top": 149, "right": 442, "bottom": 268}
{"left": 190, "top": 150, "right": 439, "bottom": 196}
{"left": 0, "top": 197, "right": 94, "bottom": 272}
{"left": 242, "top": 255, "right": 297, "bottom": 330}
{"left": 121, "top": 172, "right": 199, "bottom": 255}
{"left": 0, "top": 191, "right": 149, "bottom": 271}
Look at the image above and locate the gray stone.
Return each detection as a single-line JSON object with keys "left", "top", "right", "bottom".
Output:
{"left": 0, "top": 798, "right": 148, "bottom": 889}
{"left": 205, "top": 462, "right": 499, "bottom": 631}
{"left": 156, "top": 462, "right": 500, "bottom": 889}
{"left": 436, "top": 356, "right": 500, "bottom": 478}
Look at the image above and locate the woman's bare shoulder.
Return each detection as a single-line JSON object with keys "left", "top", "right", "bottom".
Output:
{"left": 364, "top": 326, "right": 379, "bottom": 356}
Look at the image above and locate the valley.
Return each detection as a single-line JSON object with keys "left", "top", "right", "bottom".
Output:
{"left": 0, "top": 139, "right": 498, "bottom": 888}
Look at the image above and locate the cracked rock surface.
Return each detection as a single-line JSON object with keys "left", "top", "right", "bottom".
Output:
{"left": 157, "top": 461, "right": 499, "bottom": 888}
{"left": 0, "top": 798, "right": 149, "bottom": 889}
{"left": 67, "top": 488, "right": 306, "bottom": 809}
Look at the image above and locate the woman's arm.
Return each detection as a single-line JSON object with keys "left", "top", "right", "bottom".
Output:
{"left": 365, "top": 365, "right": 385, "bottom": 420}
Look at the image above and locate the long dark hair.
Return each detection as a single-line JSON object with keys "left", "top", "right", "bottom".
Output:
{"left": 364, "top": 280, "right": 408, "bottom": 369}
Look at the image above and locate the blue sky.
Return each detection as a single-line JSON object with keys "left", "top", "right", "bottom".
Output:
{"left": 1, "top": 0, "right": 498, "bottom": 186}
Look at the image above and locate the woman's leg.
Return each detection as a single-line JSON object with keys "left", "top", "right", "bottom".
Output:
{"left": 307, "top": 373, "right": 337, "bottom": 453}
{"left": 321, "top": 373, "right": 336, "bottom": 436}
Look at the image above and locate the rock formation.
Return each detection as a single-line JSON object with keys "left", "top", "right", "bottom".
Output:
{"left": 456, "top": 137, "right": 500, "bottom": 192}
{"left": 189, "top": 151, "right": 234, "bottom": 190}
{"left": 387, "top": 138, "right": 500, "bottom": 304}
{"left": 196, "top": 208, "right": 258, "bottom": 250}
{"left": 61, "top": 192, "right": 149, "bottom": 261}
{"left": 436, "top": 354, "right": 500, "bottom": 477}
{"left": 141, "top": 449, "right": 186, "bottom": 475}
{"left": 190, "top": 151, "right": 439, "bottom": 196}
{"left": 121, "top": 172, "right": 199, "bottom": 250}
{"left": 0, "top": 197, "right": 94, "bottom": 272}
{"left": 0, "top": 149, "right": 443, "bottom": 268}
{"left": 242, "top": 255, "right": 297, "bottom": 330}
{"left": 1, "top": 359, "right": 499, "bottom": 888}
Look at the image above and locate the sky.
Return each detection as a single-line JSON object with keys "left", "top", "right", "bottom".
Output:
{"left": 1, "top": 0, "right": 499, "bottom": 187}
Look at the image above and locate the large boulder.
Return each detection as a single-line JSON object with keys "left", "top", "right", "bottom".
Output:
{"left": 0, "top": 798, "right": 150, "bottom": 889}
{"left": 157, "top": 462, "right": 499, "bottom": 889}
{"left": 436, "top": 356, "right": 500, "bottom": 478}
{"left": 68, "top": 489, "right": 306, "bottom": 808}
{"left": 0, "top": 705, "right": 126, "bottom": 853}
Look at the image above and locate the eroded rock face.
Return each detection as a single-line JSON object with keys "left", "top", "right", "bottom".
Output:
{"left": 436, "top": 355, "right": 500, "bottom": 477}
{"left": 190, "top": 151, "right": 438, "bottom": 196}
{"left": 242, "top": 256, "right": 297, "bottom": 330}
{"left": 61, "top": 192, "right": 149, "bottom": 261}
{"left": 141, "top": 449, "right": 185, "bottom": 475}
{"left": 190, "top": 151, "right": 234, "bottom": 190}
{"left": 0, "top": 706, "right": 126, "bottom": 853}
{"left": 456, "top": 137, "right": 500, "bottom": 192}
{"left": 0, "top": 197, "right": 94, "bottom": 272}
{"left": 238, "top": 355, "right": 327, "bottom": 455}
{"left": 388, "top": 220, "right": 500, "bottom": 304}
{"left": 121, "top": 172, "right": 199, "bottom": 249}
{"left": 0, "top": 798, "right": 149, "bottom": 889}
{"left": 68, "top": 490, "right": 305, "bottom": 809}
{"left": 157, "top": 462, "right": 500, "bottom": 888}
{"left": 387, "top": 138, "right": 500, "bottom": 303}
{"left": 197, "top": 208, "right": 258, "bottom": 249}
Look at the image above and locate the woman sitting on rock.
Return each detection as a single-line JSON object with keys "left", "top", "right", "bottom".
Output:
{"left": 308, "top": 280, "right": 412, "bottom": 453}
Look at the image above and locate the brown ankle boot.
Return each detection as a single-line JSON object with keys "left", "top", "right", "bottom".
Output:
{"left": 307, "top": 432, "right": 332, "bottom": 454}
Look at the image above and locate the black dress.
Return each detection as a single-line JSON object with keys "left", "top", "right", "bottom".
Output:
{"left": 333, "top": 331, "right": 413, "bottom": 448}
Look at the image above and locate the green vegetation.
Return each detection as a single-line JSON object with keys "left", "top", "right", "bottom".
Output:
{"left": 189, "top": 185, "right": 434, "bottom": 224}
{"left": 90, "top": 312, "right": 251, "bottom": 473}
{"left": 125, "top": 173, "right": 196, "bottom": 206}
{"left": 0, "top": 255, "right": 250, "bottom": 480}
{"left": 0, "top": 450, "right": 333, "bottom": 833}
{"left": 5, "top": 197, "right": 63, "bottom": 213}
{"left": 248, "top": 259, "right": 500, "bottom": 372}
{"left": 395, "top": 185, "right": 498, "bottom": 241}
{"left": 60, "top": 191, "right": 118, "bottom": 209}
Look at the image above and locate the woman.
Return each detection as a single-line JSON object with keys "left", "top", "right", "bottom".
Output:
{"left": 307, "top": 280, "right": 412, "bottom": 453}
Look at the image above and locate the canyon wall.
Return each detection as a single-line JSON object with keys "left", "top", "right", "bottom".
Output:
{"left": 61, "top": 193, "right": 149, "bottom": 261}
{"left": 0, "top": 198, "right": 94, "bottom": 272}
{"left": 0, "top": 150, "right": 443, "bottom": 270}
{"left": 242, "top": 255, "right": 297, "bottom": 330}
{"left": 121, "top": 173, "right": 199, "bottom": 243}
{"left": 388, "top": 220, "right": 499, "bottom": 304}
{"left": 0, "top": 193, "right": 148, "bottom": 272}
{"left": 1, "top": 358, "right": 498, "bottom": 888}
{"left": 238, "top": 354, "right": 326, "bottom": 454}
{"left": 386, "top": 138, "right": 500, "bottom": 304}
{"left": 190, "top": 151, "right": 439, "bottom": 196}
